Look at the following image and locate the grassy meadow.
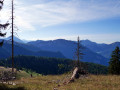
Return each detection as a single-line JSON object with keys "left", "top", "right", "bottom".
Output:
{"left": 1, "top": 73, "right": 120, "bottom": 90}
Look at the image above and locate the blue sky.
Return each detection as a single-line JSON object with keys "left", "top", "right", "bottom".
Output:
{"left": 1, "top": 0, "right": 120, "bottom": 44}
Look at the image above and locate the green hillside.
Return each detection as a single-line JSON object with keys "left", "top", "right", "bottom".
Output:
{"left": 0, "top": 55, "right": 108, "bottom": 75}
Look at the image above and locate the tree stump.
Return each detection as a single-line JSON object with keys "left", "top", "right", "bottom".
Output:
{"left": 67, "top": 67, "right": 88, "bottom": 84}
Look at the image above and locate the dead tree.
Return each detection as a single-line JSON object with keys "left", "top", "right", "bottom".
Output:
{"left": 68, "top": 37, "right": 88, "bottom": 83}
{"left": 11, "top": 0, "right": 14, "bottom": 73}
{"left": 76, "top": 36, "right": 83, "bottom": 67}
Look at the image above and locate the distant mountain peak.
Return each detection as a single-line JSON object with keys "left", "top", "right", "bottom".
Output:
{"left": 5, "top": 36, "right": 24, "bottom": 43}
{"left": 82, "top": 39, "right": 96, "bottom": 43}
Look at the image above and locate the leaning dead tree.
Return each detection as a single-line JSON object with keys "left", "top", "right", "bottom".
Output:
{"left": 0, "top": 0, "right": 9, "bottom": 46}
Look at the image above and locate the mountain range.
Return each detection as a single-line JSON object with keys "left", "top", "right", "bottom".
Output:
{"left": 81, "top": 40, "right": 120, "bottom": 59}
{"left": 0, "top": 36, "right": 120, "bottom": 66}
{"left": 0, "top": 36, "right": 65, "bottom": 59}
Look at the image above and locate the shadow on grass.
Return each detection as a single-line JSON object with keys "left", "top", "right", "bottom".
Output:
{"left": 0, "top": 84, "right": 25, "bottom": 90}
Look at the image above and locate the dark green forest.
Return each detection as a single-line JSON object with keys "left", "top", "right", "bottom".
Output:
{"left": 0, "top": 55, "right": 108, "bottom": 75}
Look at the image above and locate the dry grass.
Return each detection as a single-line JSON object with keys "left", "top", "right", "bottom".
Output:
{"left": 0, "top": 66, "right": 16, "bottom": 72}
{"left": 3, "top": 74, "right": 120, "bottom": 90}
{"left": 0, "top": 67, "right": 119, "bottom": 90}
{"left": 58, "top": 75, "right": 120, "bottom": 90}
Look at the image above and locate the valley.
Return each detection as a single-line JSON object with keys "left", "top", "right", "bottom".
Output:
{"left": 1, "top": 36, "right": 120, "bottom": 66}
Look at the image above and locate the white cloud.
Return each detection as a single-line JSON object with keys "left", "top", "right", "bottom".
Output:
{"left": 15, "top": 16, "right": 35, "bottom": 31}
{"left": 1, "top": 0, "right": 120, "bottom": 31}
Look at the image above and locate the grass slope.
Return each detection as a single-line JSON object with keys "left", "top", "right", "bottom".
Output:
{"left": 1, "top": 75, "right": 120, "bottom": 90}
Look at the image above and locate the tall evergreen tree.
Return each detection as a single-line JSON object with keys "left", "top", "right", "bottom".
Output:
{"left": 0, "top": 0, "right": 9, "bottom": 46}
{"left": 109, "top": 46, "right": 120, "bottom": 75}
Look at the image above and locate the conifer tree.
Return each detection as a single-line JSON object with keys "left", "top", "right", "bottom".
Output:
{"left": 0, "top": 0, "right": 9, "bottom": 46}
{"left": 109, "top": 46, "right": 120, "bottom": 75}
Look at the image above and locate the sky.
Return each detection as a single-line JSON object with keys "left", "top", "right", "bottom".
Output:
{"left": 0, "top": 0, "right": 120, "bottom": 44}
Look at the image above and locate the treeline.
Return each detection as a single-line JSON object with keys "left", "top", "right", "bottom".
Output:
{"left": 0, "top": 55, "right": 108, "bottom": 75}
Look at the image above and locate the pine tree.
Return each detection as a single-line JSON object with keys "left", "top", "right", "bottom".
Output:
{"left": 0, "top": 0, "right": 9, "bottom": 46}
{"left": 109, "top": 46, "right": 120, "bottom": 75}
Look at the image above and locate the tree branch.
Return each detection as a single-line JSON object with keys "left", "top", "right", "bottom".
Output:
{"left": 0, "top": 23, "right": 9, "bottom": 30}
{"left": 0, "top": 32, "right": 6, "bottom": 37}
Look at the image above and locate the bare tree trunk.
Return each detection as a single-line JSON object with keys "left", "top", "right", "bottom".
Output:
{"left": 71, "top": 67, "right": 79, "bottom": 79}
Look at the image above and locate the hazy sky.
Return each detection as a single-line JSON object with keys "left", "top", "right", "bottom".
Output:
{"left": 0, "top": 0, "right": 120, "bottom": 43}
